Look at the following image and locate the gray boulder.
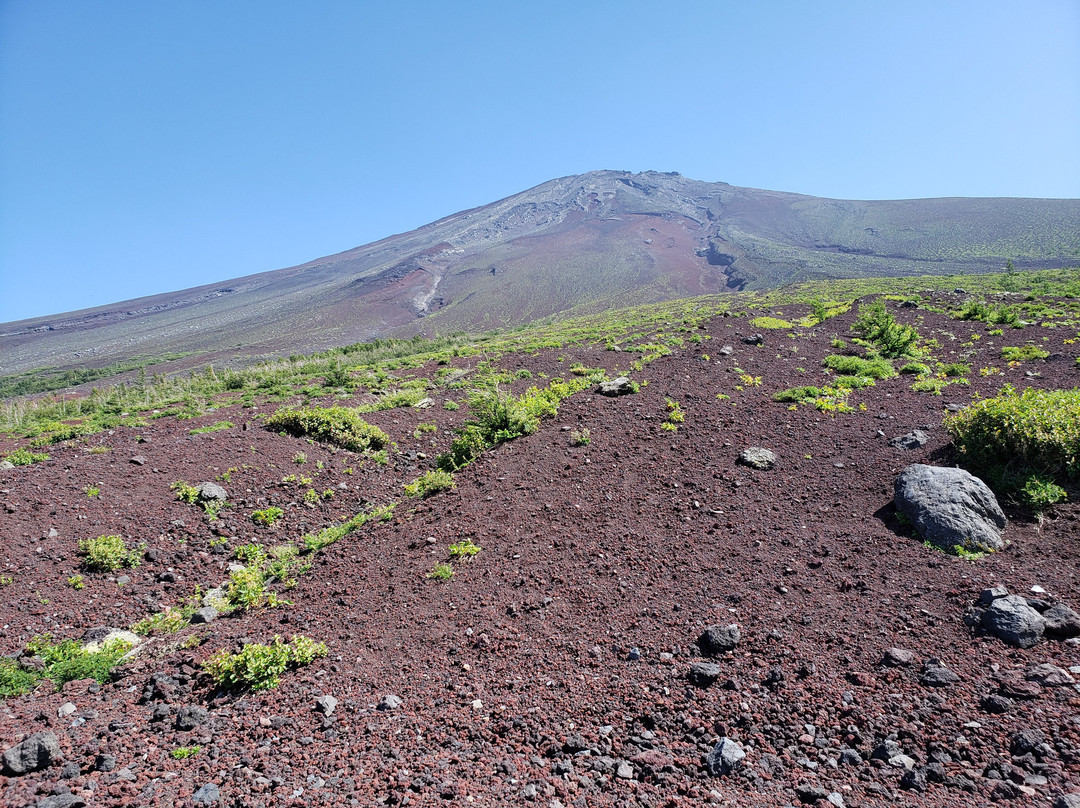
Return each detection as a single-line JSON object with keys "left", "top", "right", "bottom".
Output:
{"left": 192, "top": 783, "right": 220, "bottom": 805}
{"left": 688, "top": 662, "right": 722, "bottom": 688}
{"left": 0, "top": 460, "right": 15, "bottom": 471}
{"left": 982, "top": 594, "right": 1046, "bottom": 648}
{"left": 3, "top": 731, "right": 61, "bottom": 775}
{"left": 596, "top": 377, "right": 636, "bottom": 397}
{"left": 698, "top": 624, "right": 741, "bottom": 656}
{"left": 196, "top": 482, "right": 227, "bottom": 503}
{"left": 889, "top": 429, "right": 930, "bottom": 450}
{"left": 737, "top": 448, "right": 776, "bottom": 470}
{"left": 190, "top": 606, "right": 218, "bottom": 625}
{"left": 377, "top": 694, "right": 402, "bottom": 711}
{"left": 706, "top": 737, "right": 745, "bottom": 775}
{"left": 1043, "top": 603, "right": 1080, "bottom": 638}
{"left": 894, "top": 464, "right": 1006, "bottom": 553}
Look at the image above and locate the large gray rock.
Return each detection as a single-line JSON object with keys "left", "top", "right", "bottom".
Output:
{"left": 706, "top": 737, "right": 745, "bottom": 775}
{"left": 737, "top": 448, "right": 776, "bottom": 470}
{"left": 982, "top": 595, "right": 1046, "bottom": 648}
{"left": 3, "top": 731, "right": 61, "bottom": 775}
{"left": 1043, "top": 603, "right": 1080, "bottom": 638}
{"left": 196, "top": 482, "right": 228, "bottom": 502}
{"left": 894, "top": 464, "right": 1006, "bottom": 553}
{"left": 595, "top": 377, "right": 636, "bottom": 397}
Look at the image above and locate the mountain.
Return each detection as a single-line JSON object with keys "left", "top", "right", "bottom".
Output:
{"left": 3, "top": 170, "right": 1078, "bottom": 377}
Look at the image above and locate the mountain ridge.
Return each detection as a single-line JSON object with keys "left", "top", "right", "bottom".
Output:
{"left": 3, "top": 170, "right": 1078, "bottom": 376}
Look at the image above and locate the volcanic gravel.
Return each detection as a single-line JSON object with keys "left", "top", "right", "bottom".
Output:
{"left": 1, "top": 297, "right": 1079, "bottom": 807}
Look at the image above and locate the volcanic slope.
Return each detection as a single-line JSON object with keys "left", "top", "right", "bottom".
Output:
{"left": 3, "top": 170, "right": 1079, "bottom": 380}
{"left": 2, "top": 284, "right": 1080, "bottom": 806}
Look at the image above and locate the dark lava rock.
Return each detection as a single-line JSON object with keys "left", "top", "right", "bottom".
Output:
{"left": 1053, "top": 795, "right": 1080, "bottom": 808}
{"left": 889, "top": 430, "right": 930, "bottom": 450}
{"left": 688, "top": 662, "right": 722, "bottom": 688}
{"left": 920, "top": 665, "right": 960, "bottom": 687}
{"left": 698, "top": 624, "right": 741, "bottom": 656}
{"left": 175, "top": 705, "right": 210, "bottom": 731}
{"left": 894, "top": 464, "right": 1006, "bottom": 553}
{"left": 1010, "top": 728, "right": 1047, "bottom": 756}
{"left": 190, "top": 606, "right": 218, "bottom": 624}
{"left": 900, "top": 767, "right": 927, "bottom": 792}
{"left": 980, "top": 693, "right": 1013, "bottom": 714}
{"left": 795, "top": 784, "right": 829, "bottom": 803}
{"left": 95, "top": 754, "right": 116, "bottom": 772}
{"left": 315, "top": 695, "right": 338, "bottom": 715}
{"left": 741, "top": 334, "right": 764, "bottom": 346}
{"left": 377, "top": 694, "right": 403, "bottom": 711}
{"left": 192, "top": 783, "right": 220, "bottom": 804}
{"left": 1026, "top": 662, "right": 1075, "bottom": 687}
{"left": 978, "top": 585, "right": 1009, "bottom": 606}
{"left": 982, "top": 595, "right": 1046, "bottom": 648}
{"left": 3, "top": 732, "right": 61, "bottom": 775}
{"left": 1043, "top": 603, "right": 1080, "bottom": 638}
{"left": 705, "top": 737, "right": 745, "bottom": 775}
{"left": 36, "top": 796, "right": 86, "bottom": 808}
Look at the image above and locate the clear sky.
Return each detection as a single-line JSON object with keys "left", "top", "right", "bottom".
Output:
{"left": 1, "top": 1, "right": 1078, "bottom": 324}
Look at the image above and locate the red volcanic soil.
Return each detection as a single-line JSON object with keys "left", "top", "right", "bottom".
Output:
{"left": 1, "top": 299, "right": 1079, "bottom": 807}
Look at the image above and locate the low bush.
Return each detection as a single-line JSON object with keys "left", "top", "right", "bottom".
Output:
{"left": 4, "top": 448, "right": 50, "bottom": 466}
{"left": 1001, "top": 345, "right": 1050, "bottom": 361}
{"left": 772, "top": 386, "right": 823, "bottom": 403}
{"left": 822, "top": 354, "right": 896, "bottom": 379}
{"left": 252, "top": 506, "right": 284, "bottom": 526}
{"left": 79, "top": 534, "right": 142, "bottom": 572}
{"left": 404, "top": 469, "right": 455, "bottom": 498}
{"left": 264, "top": 406, "right": 389, "bottom": 452}
{"left": 851, "top": 299, "right": 921, "bottom": 357}
{"left": 1, "top": 634, "right": 134, "bottom": 696}
{"left": 203, "top": 635, "right": 327, "bottom": 691}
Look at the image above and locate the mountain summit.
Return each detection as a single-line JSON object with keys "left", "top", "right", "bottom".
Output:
{"left": 3, "top": 170, "right": 1078, "bottom": 375}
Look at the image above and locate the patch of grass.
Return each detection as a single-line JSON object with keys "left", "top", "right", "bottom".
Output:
{"left": 938, "top": 362, "right": 970, "bottom": 377}
{"left": 301, "top": 503, "right": 396, "bottom": 553}
{"left": 749, "top": 315, "right": 794, "bottom": 329}
{"left": 202, "top": 635, "right": 327, "bottom": 691}
{"left": 4, "top": 448, "right": 50, "bottom": 466}
{"left": 443, "top": 400, "right": 460, "bottom": 411}
{"left": 822, "top": 354, "right": 896, "bottom": 379}
{"left": 264, "top": 406, "right": 389, "bottom": 452}
{"left": 428, "top": 562, "right": 454, "bottom": 581}
{"left": 251, "top": 506, "right": 284, "bottom": 526}
{"left": 830, "top": 375, "right": 876, "bottom": 390}
{"left": 1001, "top": 345, "right": 1050, "bottom": 361}
{"left": 171, "top": 480, "right": 200, "bottom": 504}
{"left": 404, "top": 469, "right": 455, "bottom": 498}
{"left": 188, "top": 420, "right": 233, "bottom": 435}
{"left": 899, "top": 361, "right": 932, "bottom": 376}
{"left": 1, "top": 634, "right": 136, "bottom": 695}
{"left": 448, "top": 538, "right": 481, "bottom": 559}
{"left": 911, "top": 378, "right": 947, "bottom": 395}
{"left": 66, "top": 574, "right": 84, "bottom": 590}
{"left": 171, "top": 746, "right": 201, "bottom": 760}
{"left": 773, "top": 386, "right": 823, "bottom": 403}
{"left": 79, "top": 535, "right": 142, "bottom": 572}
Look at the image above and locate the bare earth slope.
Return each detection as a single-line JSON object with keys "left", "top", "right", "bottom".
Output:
{"left": 3, "top": 171, "right": 1078, "bottom": 377}
{"left": 1, "top": 298, "right": 1079, "bottom": 807}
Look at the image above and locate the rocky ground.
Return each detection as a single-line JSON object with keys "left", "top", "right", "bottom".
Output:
{"left": 1, "top": 297, "right": 1079, "bottom": 808}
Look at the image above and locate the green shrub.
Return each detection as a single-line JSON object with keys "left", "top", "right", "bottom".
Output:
{"left": 252, "top": 506, "right": 284, "bottom": 526}
{"left": 1002, "top": 345, "right": 1050, "bottom": 361}
{"left": 899, "top": 362, "right": 932, "bottom": 376}
{"left": 772, "top": 386, "right": 822, "bottom": 403}
{"left": 4, "top": 448, "right": 50, "bottom": 466}
{"left": 79, "top": 535, "right": 142, "bottom": 572}
{"left": 1019, "top": 473, "right": 1068, "bottom": 509}
{"left": 0, "top": 660, "right": 39, "bottom": 697}
{"left": 264, "top": 406, "right": 389, "bottom": 452}
{"left": 202, "top": 635, "right": 327, "bottom": 691}
{"left": 404, "top": 469, "right": 455, "bottom": 498}
{"left": 939, "top": 362, "right": 970, "bottom": 377}
{"left": 911, "top": 378, "right": 946, "bottom": 395}
{"left": 822, "top": 354, "right": 896, "bottom": 379}
{"left": 302, "top": 503, "right": 394, "bottom": 552}
{"left": 852, "top": 299, "right": 920, "bottom": 357}
{"left": 171, "top": 480, "right": 199, "bottom": 504}
{"left": 448, "top": 539, "right": 481, "bottom": 559}
{"left": 443, "top": 400, "right": 460, "bottom": 411}
{"left": 171, "top": 746, "right": 201, "bottom": 760}
{"left": 428, "top": 562, "right": 454, "bottom": 581}
{"left": 6, "top": 634, "right": 135, "bottom": 693}
{"left": 946, "top": 385, "right": 1080, "bottom": 482}
{"left": 830, "top": 375, "right": 876, "bottom": 390}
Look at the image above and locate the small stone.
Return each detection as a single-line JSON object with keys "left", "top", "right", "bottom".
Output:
{"left": 626, "top": 647, "right": 641, "bottom": 661}
{"left": 888, "top": 754, "right": 917, "bottom": 770}
{"left": 705, "top": 737, "right": 745, "bottom": 776}
{"left": 95, "top": 753, "right": 116, "bottom": 772}
{"left": 196, "top": 482, "right": 227, "bottom": 503}
{"left": 688, "top": 662, "right": 722, "bottom": 688}
{"left": 48, "top": 528, "right": 59, "bottom": 539}
{"left": 741, "top": 334, "right": 764, "bottom": 346}
{"left": 889, "top": 430, "right": 930, "bottom": 450}
{"left": 920, "top": 665, "right": 959, "bottom": 687}
{"left": 130, "top": 456, "right": 147, "bottom": 465}
{"left": 795, "top": 785, "right": 829, "bottom": 803}
{"left": 1026, "top": 663, "right": 1075, "bottom": 687}
{"left": 1054, "top": 795, "right": 1080, "bottom": 808}
{"left": 698, "top": 624, "right": 740, "bottom": 656}
{"left": 36, "top": 796, "right": 86, "bottom": 808}
{"left": 980, "top": 693, "right": 1013, "bottom": 713}
{"left": 737, "top": 447, "right": 776, "bottom": 470}
{"left": 615, "top": 761, "right": 634, "bottom": 779}
{"left": 838, "top": 748, "right": 862, "bottom": 766}
{"left": 57, "top": 702, "right": 76, "bottom": 718}
{"left": 596, "top": 377, "right": 636, "bottom": 397}
{"left": 882, "top": 647, "right": 916, "bottom": 667}
{"left": 315, "top": 695, "right": 337, "bottom": 715}
{"left": 377, "top": 694, "right": 402, "bottom": 711}
{"left": 190, "top": 606, "right": 218, "bottom": 625}
{"left": 192, "top": 783, "right": 220, "bottom": 804}
{"left": 900, "top": 768, "right": 927, "bottom": 792}
{"left": 59, "top": 762, "right": 80, "bottom": 779}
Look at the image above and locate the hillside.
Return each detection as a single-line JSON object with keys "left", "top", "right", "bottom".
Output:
{"left": 2, "top": 171, "right": 1078, "bottom": 383}
{"left": 1, "top": 274, "right": 1079, "bottom": 807}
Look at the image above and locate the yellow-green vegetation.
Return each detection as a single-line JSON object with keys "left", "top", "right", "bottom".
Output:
{"left": 662, "top": 398, "right": 685, "bottom": 432}
{"left": 822, "top": 354, "right": 897, "bottom": 379}
{"left": 226, "top": 543, "right": 310, "bottom": 609}
{"left": 0, "top": 634, "right": 133, "bottom": 697}
{"left": 79, "top": 534, "right": 142, "bottom": 572}
{"left": 437, "top": 377, "right": 590, "bottom": 471}
{"left": 66, "top": 574, "right": 84, "bottom": 590}
{"left": 448, "top": 538, "right": 481, "bottom": 559}
{"left": 570, "top": 427, "right": 591, "bottom": 446}
{"left": 171, "top": 746, "right": 201, "bottom": 760}
{"left": 428, "top": 562, "right": 454, "bottom": 581}
{"left": 203, "top": 635, "right": 327, "bottom": 691}
{"left": 413, "top": 422, "right": 437, "bottom": 439}
{"left": 850, "top": 299, "right": 922, "bottom": 357}
{"left": 301, "top": 503, "right": 396, "bottom": 552}
{"left": 264, "top": 406, "right": 389, "bottom": 452}
{"left": 131, "top": 586, "right": 221, "bottom": 636}
{"left": 1002, "top": 345, "right": 1050, "bottom": 361}
{"left": 404, "top": 469, "right": 455, "bottom": 498}
{"left": 750, "top": 315, "right": 794, "bottom": 329}
{"left": 946, "top": 385, "right": 1078, "bottom": 510}
{"left": 251, "top": 506, "right": 284, "bottom": 526}
{"left": 171, "top": 480, "right": 199, "bottom": 504}
{"left": 188, "top": 420, "right": 233, "bottom": 434}
{"left": 4, "top": 448, "right": 49, "bottom": 466}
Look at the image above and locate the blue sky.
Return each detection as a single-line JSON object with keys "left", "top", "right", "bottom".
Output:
{"left": 1, "top": 1, "right": 1078, "bottom": 324}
